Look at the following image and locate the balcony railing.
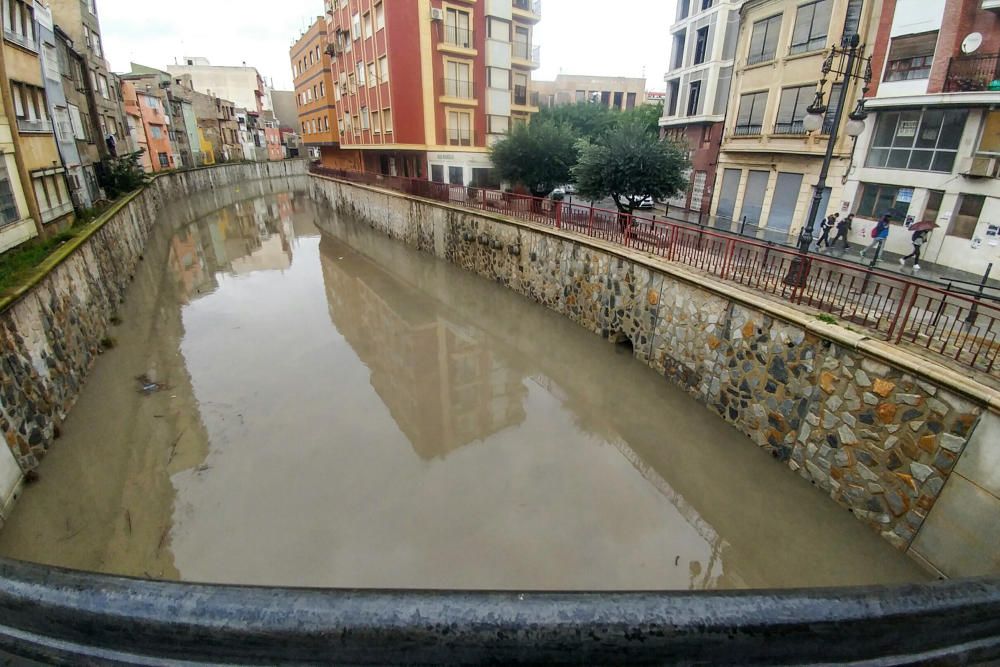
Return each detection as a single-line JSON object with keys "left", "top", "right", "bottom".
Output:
{"left": 513, "top": 85, "right": 539, "bottom": 106}
{"left": 512, "top": 0, "right": 541, "bottom": 14}
{"left": 443, "top": 78, "right": 474, "bottom": 99}
{"left": 447, "top": 129, "right": 473, "bottom": 146}
{"left": 732, "top": 124, "right": 762, "bottom": 136}
{"left": 443, "top": 26, "right": 473, "bottom": 49}
{"left": 512, "top": 43, "right": 540, "bottom": 66}
{"left": 16, "top": 118, "right": 51, "bottom": 134}
{"left": 943, "top": 53, "right": 1000, "bottom": 92}
{"left": 773, "top": 120, "right": 805, "bottom": 135}
{"left": 747, "top": 50, "right": 776, "bottom": 66}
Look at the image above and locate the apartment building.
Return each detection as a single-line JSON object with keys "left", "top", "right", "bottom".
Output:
{"left": 711, "top": 0, "right": 879, "bottom": 242}
{"left": 660, "top": 0, "right": 743, "bottom": 212}
{"left": 53, "top": 26, "right": 102, "bottom": 208}
{"left": 291, "top": 16, "right": 358, "bottom": 168}
{"left": 533, "top": 74, "right": 647, "bottom": 109}
{"left": 324, "top": 0, "right": 541, "bottom": 186}
{"left": 841, "top": 0, "right": 1000, "bottom": 275}
{"left": 3, "top": 0, "right": 74, "bottom": 233}
{"left": 49, "top": 0, "right": 127, "bottom": 155}
{"left": 167, "top": 57, "right": 269, "bottom": 114}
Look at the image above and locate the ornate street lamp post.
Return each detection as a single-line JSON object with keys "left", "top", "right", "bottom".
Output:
{"left": 784, "top": 34, "right": 873, "bottom": 287}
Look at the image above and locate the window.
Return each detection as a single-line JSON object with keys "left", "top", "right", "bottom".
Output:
{"left": 360, "top": 107, "right": 369, "bottom": 129}
{"left": 150, "top": 125, "right": 162, "bottom": 139}
{"left": 32, "top": 172, "right": 68, "bottom": 222}
{"left": 701, "top": 0, "right": 713, "bottom": 8}
{"left": 487, "top": 67, "right": 509, "bottom": 90}
{"left": 337, "top": 117, "right": 345, "bottom": 135}
{"left": 10, "top": 81, "right": 49, "bottom": 132}
{"left": 375, "top": 2, "right": 384, "bottom": 31}
{"left": 312, "top": 85, "right": 317, "bottom": 100}
{"left": 677, "top": 0, "right": 690, "bottom": 19}
{"left": 158, "top": 152, "right": 169, "bottom": 168}
{"left": 4, "top": 0, "right": 35, "bottom": 49}
{"left": 821, "top": 83, "right": 843, "bottom": 134}
{"left": 774, "top": 84, "right": 813, "bottom": 134}
{"left": 841, "top": 0, "right": 863, "bottom": 45}
{"left": 734, "top": 91, "right": 767, "bottom": 135}
{"left": 98, "top": 74, "right": 110, "bottom": 99}
{"left": 923, "top": 189, "right": 944, "bottom": 224}
{"left": 356, "top": 61, "right": 365, "bottom": 86}
{"left": 884, "top": 32, "right": 937, "bottom": 81}
{"left": 363, "top": 12, "right": 373, "bottom": 39}
{"left": 352, "top": 13, "right": 361, "bottom": 40}
{"left": 448, "top": 110, "right": 472, "bottom": 145}
{"left": 693, "top": 27, "right": 709, "bottom": 65}
{"left": 446, "top": 60, "right": 472, "bottom": 98}
{"left": 947, "top": 194, "right": 984, "bottom": 239}
{"left": 487, "top": 17, "right": 509, "bottom": 40}
{"left": 382, "top": 107, "right": 392, "bottom": 132}
{"left": 865, "top": 109, "right": 967, "bottom": 172}
{"left": 513, "top": 71, "right": 528, "bottom": 105}
{"left": 748, "top": 15, "right": 781, "bottom": 65}
{"left": 686, "top": 81, "right": 701, "bottom": 116}
{"left": 367, "top": 61, "right": 376, "bottom": 87}
{"left": 144, "top": 95, "right": 158, "bottom": 109}
{"left": 42, "top": 44, "right": 60, "bottom": 81}
{"left": 371, "top": 110, "right": 380, "bottom": 133}
{"left": 348, "top": 73, "right": 356, "bottom": 93}
{"left": 666, "top": 79, "right": 679, "bottom": 116}
{"left": 319, "top": 81, "right": 325, "bottom": 97}
{"left": 87, "top": 0, "right": 96, "bottom": 14}
{"left": 513, "top": 26, "right": 530, "bottom": 60}
{"left": 92, "top": 32, "right": 102, "bottom": 57}
{"left": 448, "top": 166, "right": 463, "bottom": 185}
{"left": 445, "top": 8, "right": 471, "bottom": 48}
{"left": 671, "top": 31, "right": 686, "bottom": 70}
{"left": 379, "top": 55, "right": 389, "bottom": 82}
{"left": 488, "top": 114, "right": 509, "bottom": 134}
{"left": 789, "top": 0, "right": 831, "bottom": 54}
{"left": 575, "top": 90, "right": 586, "bottom": 103}
{"left": 855, "top": 183, "right": 913, "bottom": 221}
{"left": 431, "top": 164, "right": 444, "bottom": 182}
{"left": 0, "top": 160, "right": 20, "bottom": 226}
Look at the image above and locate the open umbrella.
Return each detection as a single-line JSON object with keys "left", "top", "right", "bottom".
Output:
{"left": 908, "top": 221, "right": 939, "bottom": 233}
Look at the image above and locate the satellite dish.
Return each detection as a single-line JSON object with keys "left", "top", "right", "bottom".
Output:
{"left": 962, "top": 33, "right": 983, "bottom": 55}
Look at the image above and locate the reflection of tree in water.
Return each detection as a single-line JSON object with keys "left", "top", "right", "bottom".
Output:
{"left": 318, "top": 234, "right": 528, "bottom": 460}
{"left": 166, "top": 192, "right": 301, "bottom": 302}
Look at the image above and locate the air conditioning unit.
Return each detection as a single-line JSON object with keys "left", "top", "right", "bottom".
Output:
{"left": 959, "top": 155, "right": 1000, "bottom": 178}
{"left": 430, "top": 7, "right": 444, "bottom": 21}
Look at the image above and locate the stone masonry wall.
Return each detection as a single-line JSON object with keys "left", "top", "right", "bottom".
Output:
{"left": 0, "top": 161, "right": 307, "bottom": 478}
{"left": 309, "top": 175, "right": 996, "bottom": 570}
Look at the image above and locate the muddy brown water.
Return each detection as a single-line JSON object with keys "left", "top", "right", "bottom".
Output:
{"left": 0, "top": 187, "right": 928, "bottom": 589}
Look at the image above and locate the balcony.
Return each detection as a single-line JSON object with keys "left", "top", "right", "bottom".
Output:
{"left": 731, "top": 124, "right": 762, "bottom": 137}
{"left": 773, "top": 120, "right": 805, "bottom": 135}
{"left": 447, "top": 128, "right": 474, "bottom": 146}
{"left": 442, "top": 78, "right": 474, "bottom": 100}
{"left": 512, "top": 43, "right": 540, "bottom": 69}
{"left": 512, "top": 0, "right": 541, "bottom": 22}
{"left": 512, "top": 85, "right": 539, "bottom": 108}
{"left": 17, "top": 118, "right": 51, "bottom": 134}
{"left": 442, "top": 26, "right": 474, "bottom": 50}
{"left": 943, "top": 53, "right": 1000, "bottom": 92}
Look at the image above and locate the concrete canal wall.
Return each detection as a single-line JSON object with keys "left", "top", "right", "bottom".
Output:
{"left": 0, "top": 161, "right": 308, "bottom": 527}
{"left": 310, "top": 174, "right": 1000, "bottom": 578}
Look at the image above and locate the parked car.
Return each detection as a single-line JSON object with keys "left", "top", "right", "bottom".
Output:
{"left": 630, "top": 195, "right": 655, "bottom": 209}
{"left": 559, "top": 183, "right": 577, "bottom": 195}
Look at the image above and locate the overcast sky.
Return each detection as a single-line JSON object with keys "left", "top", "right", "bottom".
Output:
{"left": 99, "top": 0, "right": 673, "bottom": 92}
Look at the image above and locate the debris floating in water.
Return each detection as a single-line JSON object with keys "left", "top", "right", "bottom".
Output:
{"left": 136, "top": 374, "right": 171, "bottom": 394}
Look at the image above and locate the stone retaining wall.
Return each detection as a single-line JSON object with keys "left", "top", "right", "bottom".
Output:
{"left": 310, "top": 175, "right": 1000, "bottom": 577}
{"left": 0, "top": 161, "right": 307, "bottom": 524}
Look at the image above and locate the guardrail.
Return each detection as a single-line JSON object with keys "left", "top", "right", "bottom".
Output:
{"left": 0, "top": 558, "right": 997, "bottom": 664}
{"left": 310, "top": 165, "right": 1000, "bottom": 378}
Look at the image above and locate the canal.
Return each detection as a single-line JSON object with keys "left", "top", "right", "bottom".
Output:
{"left": 0, "top": 186, "right": 927, "bottom": 589}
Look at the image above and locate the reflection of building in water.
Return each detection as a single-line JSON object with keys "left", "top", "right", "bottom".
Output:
{"left": 319, "top": 234, "right": 527, "bottom": 460}
{"left": 167, "top": 194, "right": 301, "bottom": 301}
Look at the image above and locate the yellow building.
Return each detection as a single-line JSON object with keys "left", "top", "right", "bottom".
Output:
{"left": 0, "top": 79, "right": 37, "bottom": 253}
{"left": 1, "top": 0, "right": 74, "bottom": 246}
{"left": 711, "top": 0, "right": 880, "bottom": 242}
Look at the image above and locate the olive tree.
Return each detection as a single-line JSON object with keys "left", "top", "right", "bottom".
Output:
{"left": 572, "top": 121, "right": 689, "bottom": 216}
{"left": 489, "top": 120, "right": 578, "bottom": 198}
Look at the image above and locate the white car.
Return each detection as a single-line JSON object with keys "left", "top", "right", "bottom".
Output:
{"left": 630, "top": 195, "right": 655, "bottom": 209}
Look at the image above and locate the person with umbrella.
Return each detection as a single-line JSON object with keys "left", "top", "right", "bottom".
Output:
{"left": 899, "top": 220, "right": 938, "bottom": 271}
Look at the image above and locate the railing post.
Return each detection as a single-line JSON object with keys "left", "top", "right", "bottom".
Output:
{"left": 721, "top": 238, "right": 735, "bottom": 281}
{"left": 624, "top": 216, "right": 633, "bottom": 246}
{"left": 587, "top": 205, "right": 594, "bottom": 236}
{"left": 555, "top": 201, "right": 562, "bottom": 229}
{"left": 888, "top": 283, "right": 917, "bottom": 343}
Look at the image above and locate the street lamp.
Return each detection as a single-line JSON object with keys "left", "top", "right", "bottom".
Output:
{"left": 783, "top": 34, "right": 873, "bottom": 287}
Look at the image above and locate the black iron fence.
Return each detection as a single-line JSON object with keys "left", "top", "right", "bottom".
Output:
{"left": 944, "top": 53, "right": 1000, "bottom": 92}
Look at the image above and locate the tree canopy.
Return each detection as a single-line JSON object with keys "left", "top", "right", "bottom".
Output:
{"left": 536, "top": 102, "right": 664, "bottom": 141}
{"left": 572, "top": 120, "right": 690, "bottom": 215}
{"left": 488, "top": 119, "right": 578, "bottom": 197}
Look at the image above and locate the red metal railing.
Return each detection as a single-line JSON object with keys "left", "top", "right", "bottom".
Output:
{"left": 310, "top": 165, "right": 1000, "bottom": 379}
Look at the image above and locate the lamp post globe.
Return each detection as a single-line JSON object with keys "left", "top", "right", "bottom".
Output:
{"left": 802, "top": 110, "right": 825, "bottom": 133}
{"left": 845, "top": 118, "right": 866, "bottom": 137}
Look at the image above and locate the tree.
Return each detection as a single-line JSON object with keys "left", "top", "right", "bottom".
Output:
{"left": 96, "top": 151, "right": 147, "bottom": 199}
{"left": 489, "top": 119, "right": 578, "bottom": 198}
{"left": 536, "top": 102, "right": 619, "bottom": 142}
{"left": 572, "top": 120, "right": 690, "bottom": 217}
{"left": 618, "top": 103, "right": 665, "bottom": 137}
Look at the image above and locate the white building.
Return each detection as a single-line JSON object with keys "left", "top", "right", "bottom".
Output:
{"left": 841, "top": 0, "right": 1000, "bottom": 276}
{"left": 167, "top": 57, "right": 270, "bottom": 114}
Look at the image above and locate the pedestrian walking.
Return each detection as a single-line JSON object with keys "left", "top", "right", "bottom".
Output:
{"left": 860, "top": 214, "right": 891, "bottom": 261}
{"left": 899, "top": 228, "right": 930, "bottom": 271}
{"left": 831, "top": 213, "right": 853, "bottom": 249}
{"left": 815, "top": 213, "right": 837, "bottom": 248}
